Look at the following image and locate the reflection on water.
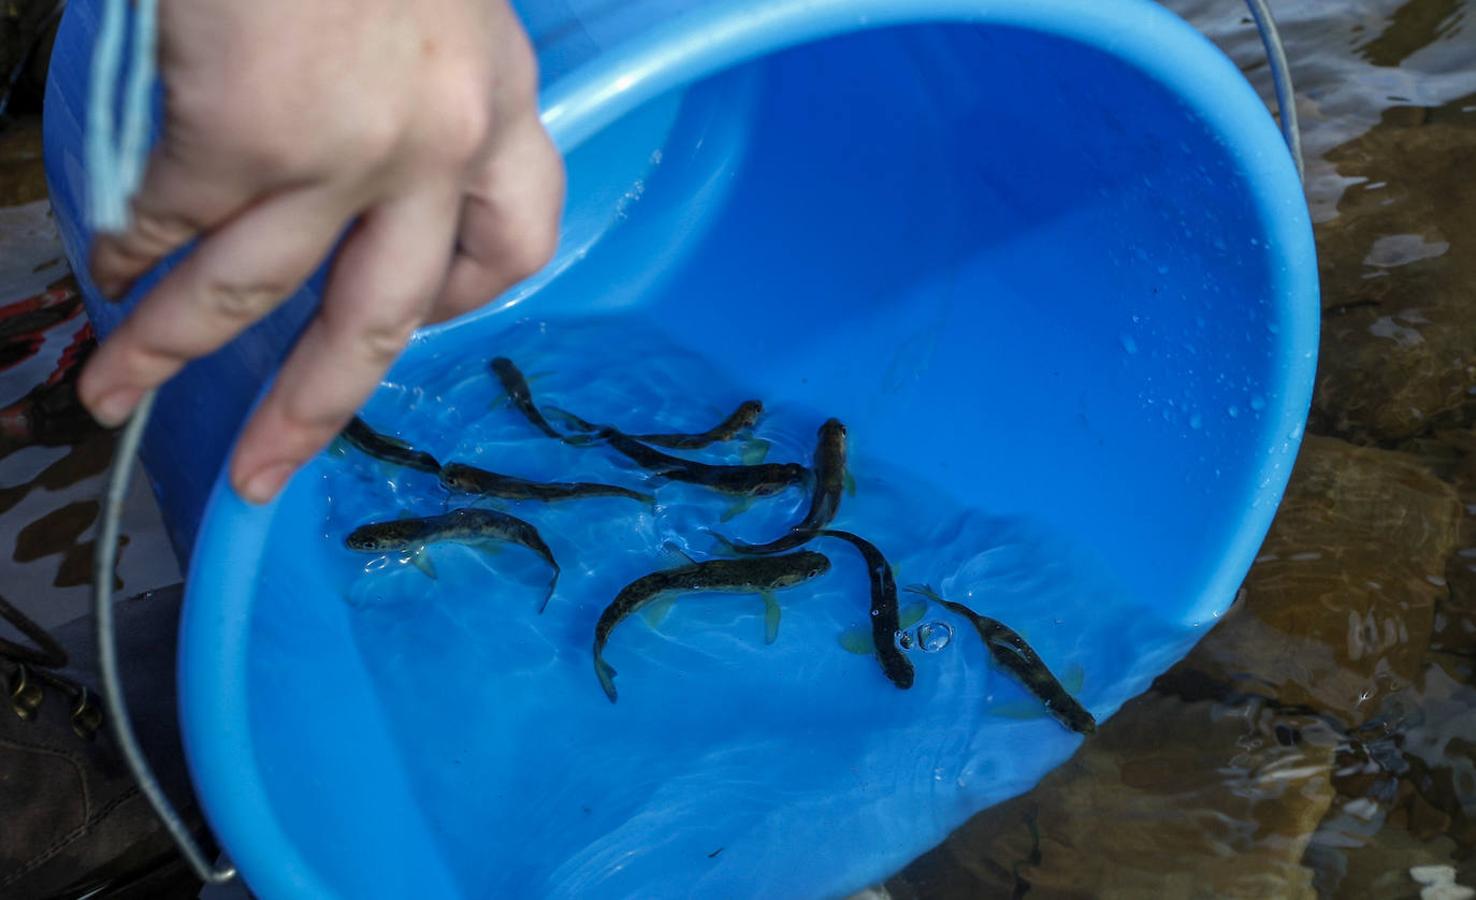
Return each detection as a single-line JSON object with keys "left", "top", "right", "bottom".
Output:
{"left": 0, "top": 0, "right": 1473, "bottom": 895}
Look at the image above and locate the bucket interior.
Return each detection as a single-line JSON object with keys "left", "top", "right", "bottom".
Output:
{"left": 199, "top": 16, "right": 1311, "bottom": 899}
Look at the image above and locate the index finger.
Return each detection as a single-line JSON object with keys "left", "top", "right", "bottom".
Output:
{"left": 228, "top": 185, "right": 460, "bottom": 503}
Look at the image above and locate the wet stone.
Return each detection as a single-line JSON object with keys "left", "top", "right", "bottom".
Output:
{"left": 1311, "top": 94, "right": 1476, "bottom": 442}
{"left": 1306, "top": 659, "right": 1476, "bottom": 899}
{"left": 1183, "top": 436, "right": 1462, "bottom": 728}
{"left": 888, "top": 692, "right": 1337, "bottom": 899}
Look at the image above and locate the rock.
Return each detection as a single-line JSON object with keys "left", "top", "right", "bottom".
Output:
{"left": 1184, "top": 436, "right": 1462, "bottom": 727}
{"left": 1310, "top": 94, "right": 1476, "bottom": 442}
{"left": 1392, "top": 427, "right": 1476, "bottom": 658}
{"left": 888, "top": 691, "right": 1337, "bottom": 899}
{"left": 1304, "top": 658, "right": 1476, "bottom": 898}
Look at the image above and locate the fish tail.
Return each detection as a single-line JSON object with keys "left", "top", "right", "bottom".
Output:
{"left": 594, "top": 655, "right": 619, "bottom": 703}
{"left": 701, "top": 528, "right": 745, "bottom": 554}
{"left": 903, "top": 583, "right": 945, "bottom": 604}
{"left": 538, "top": 568, "right": 559, "bottom": 614}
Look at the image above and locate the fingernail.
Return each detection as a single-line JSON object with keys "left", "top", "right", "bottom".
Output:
{"left": 240, "top": 462, "right": 296, "bottom": 505}
{"left": 92, "top": 387, "right": 143, "bottom": 427}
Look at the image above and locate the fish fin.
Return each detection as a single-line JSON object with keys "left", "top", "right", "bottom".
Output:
{"left": 740, "top": 439, "right": 771, "bottom": 465}
{"left": 989, "top": 700, "right": 1050, "bottom": 721}
{"left": 490, "top": 394, "right": 511, "bottom": 411}
{"left": 595, "top": 657, "right": 619, "bottom": 703}
{"left": 904, "top": 583, "right": 945, "bottom": 604}
{"left": 471, "top": 539, "right": 504, "bottom": 557}
{"left": 899, "top": 600, "right": 929, "bottom": 630}
{"left": 545, "top": 406, "right": 596, "bottom": 432}
{"left": 720, "top": 497, "right": 755, "bottom": 522}
{"left": 527, "top": 370, "right": 554, "bottom": 385}
{"left": 1063, "top": 663, "right": 1086, "bottom": 695}
{"left": 641, "top": 594, "right": 679, "bottom": 628}
{"left": 376, "top": 433, "right": 413, "bottom": 451}
{"left": 538, "top": 574, "right": 557, "bottom": 615}
{"left": 409, "top": 546, "right": 437, "bottom": 579}
{"left": 761, "top": 592, "right": 781, "bottom": 645}
{"left": 844, "top": 471, "right": 858, "bottom": 497}
{"left": 662, "top": 541, "right": 698, "bottom": 565}
{"left": 701, "top": 528, "right": 741, "bottom": 554}
{"left": 837, "top": 627, "right": 876, "bottom": 655}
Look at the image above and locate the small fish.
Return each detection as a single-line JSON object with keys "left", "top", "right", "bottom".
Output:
{"left": 346, "top": 508, "right": 560, "bottom": 612}
{"left": 818, "top": 530, "right": 914, "bottom": 690}
{"left": 714, "top": 418, "right": 846, "bottom": 553}
{"left": 630, "top": 401, "right": 765, "bottom": 449}
{"left": 593, "top": 550, "right": 831, "bottom": 702}
{"left": 550, "top": 400, "right": 763, "bottom": 450}
{"left": 586, "top": 425, "right": 806, "bottom": 497}
{"left": 907, "top": 585, "right": 1096, "bottom": 734}
{"left": 339, "top": 416, "right": 441, "bottom": 474}
{"left": 439, "top": 462, "right": 653, "bottom": 505}
{"left": 490, "top": 356, "right": 571, "bottom": 441}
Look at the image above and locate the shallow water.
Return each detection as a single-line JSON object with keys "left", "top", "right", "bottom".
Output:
{"left": 2, "top": 0, "right": 1475, "bottom": 895}
{"left": 314, "top": 317, "right": 1177, "bottom": 895}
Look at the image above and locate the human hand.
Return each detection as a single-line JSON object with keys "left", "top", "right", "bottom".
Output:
{"left": 77, "top": 0, "right": 564, "bottom": 503}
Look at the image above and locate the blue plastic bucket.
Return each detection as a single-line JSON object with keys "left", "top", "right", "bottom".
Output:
{"left": 45, "top": 0, "right": 1317, "bottom": 896}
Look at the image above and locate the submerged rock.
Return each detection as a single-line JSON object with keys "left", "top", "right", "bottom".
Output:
{"left": 1311, "top": 95, "right": 1476, "bottom": 442}
{"left": 1185, "top": 436, "right": 1462, "bottom": 727}
{"left": 889, "top": 692, "right": 1337, "bottom": 899}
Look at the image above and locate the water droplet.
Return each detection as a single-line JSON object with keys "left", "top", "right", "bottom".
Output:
{"left": 870, "top": 609, "right": 879, "bottom": 617}
{"left": 895, "top": 630, "right": 915, "bottom": 651}
{"left": 1228, "top": 405, "right": 1240, "bottom": 418}
{"left": 917, "top": 622, "right": 954, "bottom": 652}
{"left": 1120, "top": 334, "right": 1138, "bottom": 354}
{"left": 1250, "top": 396, "right": 1266, "bottom": 411}
{"left": 1266, "top": 321, "right": 1281, "bottom": 335}
{"left": 1190, "top": 413, "right": 1203, "bottom": 429}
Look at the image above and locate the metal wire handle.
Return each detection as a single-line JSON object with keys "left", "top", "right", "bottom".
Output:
{"left": 89, "top": 1, "right": 1303, "bottom": 888}
{"left": 94, "top": 387, "right": 236, "bottom": 885}
{"left": 1245, "top": 0, "right": 1305, "bottom": 181}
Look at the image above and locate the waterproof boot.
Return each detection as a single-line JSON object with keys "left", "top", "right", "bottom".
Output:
{"left": 1, "top": 585, "right": 211, "bottom": 898}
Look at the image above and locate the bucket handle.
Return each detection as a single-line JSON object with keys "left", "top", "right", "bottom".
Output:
{"left": 89, "top": 2, "right": 1303, "bottom": 888}
{"left": 94, "top": 389, "right": 237, "bottom": 885}
{"left": 1245, "top": 0, "right": 1305, "bottom": 181}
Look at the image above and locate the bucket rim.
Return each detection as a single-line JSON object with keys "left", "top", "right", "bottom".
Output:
{"left": 179, "top": 0, "right": 1318, "bottom": 894}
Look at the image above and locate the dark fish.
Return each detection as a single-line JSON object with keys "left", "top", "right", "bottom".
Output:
{"left": 593, "top": 550, "right": 831, "bottom": 702}
{"left": 596, "top": 427, "right": 806, "bottom": 496}
{"left": 629, "top": 400, "right": 764, "bottom": 449}
{"left": 339, "top": 416, "right": 440, "bottom": 474}
{"left": 346, "top": 508, "right": 560, "bottom": 612}
{"left": 439, "top": 462, "right": 653, "bottom": 505}
{"left": 716, "top": 418, "right": 846, "bottom": 553}
{"left": 908, "top": 585, "right": 1096, "bottom": 734}
{"left": 490, "top": 356, "right": 569, "bottom": 441}
{"left": 551, "top": 400, "right": 763, "bottom": 450}
{"left": 817, "top": 530, "right": 914, "bottom": 690}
